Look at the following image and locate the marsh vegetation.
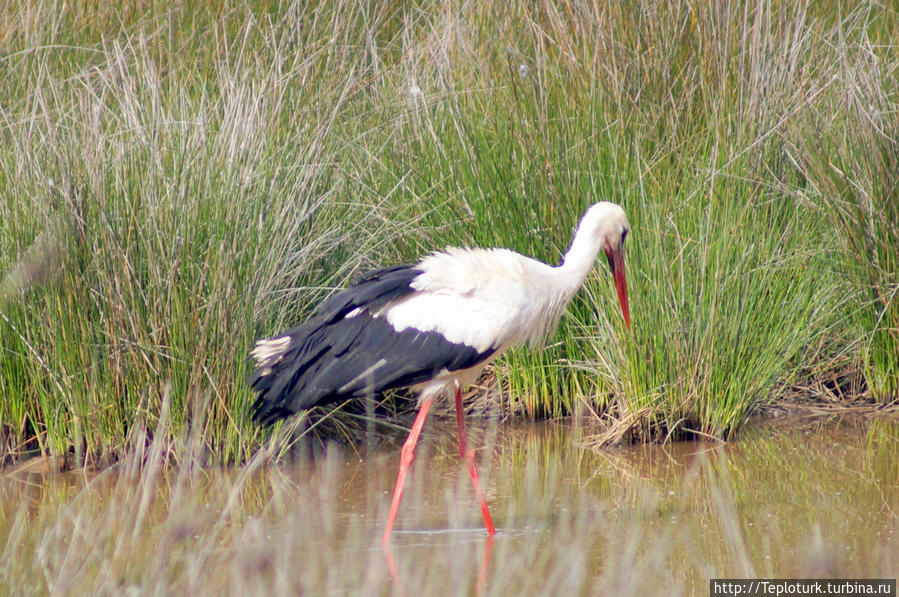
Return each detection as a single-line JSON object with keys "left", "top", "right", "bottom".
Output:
{"left": 1, "top": 0, "right": 898, "bottom": 464}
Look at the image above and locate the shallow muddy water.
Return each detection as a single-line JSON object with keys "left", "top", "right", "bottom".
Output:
{"left": 2, "top": 415, "right": 897, "bottom": 595}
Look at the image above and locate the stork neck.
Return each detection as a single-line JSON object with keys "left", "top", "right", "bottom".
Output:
{"left": 558, "top": 226, "right": 602, "bottom": 291}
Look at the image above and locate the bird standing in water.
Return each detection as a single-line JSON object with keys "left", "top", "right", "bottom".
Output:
{"left": 249, "top": 201, "right": 631, "bottom": 545}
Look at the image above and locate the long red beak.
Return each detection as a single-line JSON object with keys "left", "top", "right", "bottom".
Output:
{"left": 605, "top": 246, "right": 630, "bottom": 330}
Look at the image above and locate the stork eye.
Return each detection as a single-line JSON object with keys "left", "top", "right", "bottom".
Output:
{"left": 621, "top": 228, "right": 628, "bottom": 244}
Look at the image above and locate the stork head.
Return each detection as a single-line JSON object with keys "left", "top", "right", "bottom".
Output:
{"left": 579, "top": 202, "right": 630, "bottom": 330}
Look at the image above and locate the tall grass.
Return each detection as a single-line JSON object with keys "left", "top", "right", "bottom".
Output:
{"left": 0, "top": 1, "right": 418, "bottom": 465}
{"left": 0, "top": 0, "right": 897, "bottom": 463}
{"left": 788, "top": 8, "right": 899, "bottom": 400}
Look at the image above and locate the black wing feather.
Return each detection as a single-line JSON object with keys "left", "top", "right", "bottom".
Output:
{"left": 249, "top": 265, "right": 496, "bottom": 426}
{"left": 317, "top": 265, "right": 422, "bottom": 322}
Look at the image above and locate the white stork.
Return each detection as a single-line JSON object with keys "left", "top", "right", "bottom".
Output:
{"left": 249, "top": 201, "right": 630, "bottom": 545}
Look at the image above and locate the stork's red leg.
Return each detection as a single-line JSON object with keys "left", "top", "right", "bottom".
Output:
{"left": 455, "top": 387, "right": 496, "bottom": 535}
{"left": 382, "top": 397, "right": 434, "bottom": 546}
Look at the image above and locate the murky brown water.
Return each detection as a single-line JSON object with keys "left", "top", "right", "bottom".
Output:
{"left": 2, "top": 415, "right": 897, "bottom": 595}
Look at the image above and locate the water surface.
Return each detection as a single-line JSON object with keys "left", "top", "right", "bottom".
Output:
{"left": 1, "top": 415, "right": 896, "bottom": 595}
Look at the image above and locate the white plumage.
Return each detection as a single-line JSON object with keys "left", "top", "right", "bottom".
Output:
{"left": 249, "top": 201, "right": 631, "bottom": 545}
